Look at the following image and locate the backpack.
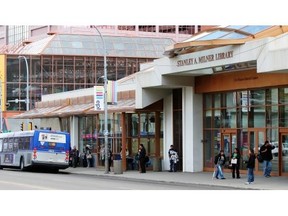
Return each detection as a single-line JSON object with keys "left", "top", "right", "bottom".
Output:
{"left": 257, "top": 153, "right": 263, "bottom": 163}
{"left": 145, "top": 155, "right": 149, "bottom": 163}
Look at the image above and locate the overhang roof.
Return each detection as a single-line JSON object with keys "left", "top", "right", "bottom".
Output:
{"left": 13, "top": 98, "right": 136, "bottom": 119}
{"left": 13, "top": 106, "right": 64, "bottom": 119}
{"left": 164, "top": 25, "right": 288, "bottom": 57}
{"left": 13, "top": 34, "right": 174, "bottom": 58}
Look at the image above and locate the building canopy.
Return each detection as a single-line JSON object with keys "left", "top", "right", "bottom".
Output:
{"left": 14, "top": 34, "right": 174, "bottom": 58}
{"left": 164, "top": 25, "right": 288, "bottom": 57}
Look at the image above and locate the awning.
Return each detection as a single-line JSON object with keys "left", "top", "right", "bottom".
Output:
{"left": 51, "top": 103, "right": 94, "bottom": 117}
{"left": 12, "top": 106, "right": 65, "bottom": 119}
{"left": 12, "top": 99, "right": 136, "bottom": 119}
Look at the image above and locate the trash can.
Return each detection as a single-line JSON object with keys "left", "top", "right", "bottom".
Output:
{"left": 113, "top": 153, "right": 123, "bottom": 174}
{"left": 153, "top": 157, "right": 162, "bottom": 172}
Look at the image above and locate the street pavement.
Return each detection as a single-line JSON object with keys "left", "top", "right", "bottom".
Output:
{"left": 65, "top": 167, "right": 288, "bottom": 190}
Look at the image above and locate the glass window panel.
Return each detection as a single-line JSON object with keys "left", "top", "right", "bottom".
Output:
{"left": 220, "top": 32, "right": 247, "bottom": 39}
{"left": 279, "top": 105, "right": 288, "bottom": 127}
{"left": 221, "top": 108, "right": 236, "bottom": 128}
{"left": 249, "top": 89, "right": 265, "bottom": 106}
{"left": 223, "top": 92, "right": 235, "bottom": 108}
{"left": 203, "top": 130, "right": 213, "bottom": 167}
{"left": 248, "top": 106, "right": 265, "bottom": 128}
{"left": 267, "top": 106, "right": 279, "bottom": 128}
{"left": 213, "top": 110, "right": 221, "bottom": 128}
{"left": 240, "top": 26, "right": 271, "bottom": 34}
{"left": 197, "top": 30, "right": 229, "bottom": 40}
{"left": 131, "top": 114, "right": 139, "bottom": 137}
{"left": 279, "top": 88, "right": 288, "bottom": 104}
{"left": 204, "top": 110, "right": 212, "bottom": 128}
{"left": 214, "top": 93, "right": 221, "bottom": 109}
{"left": 266, "top": 88, "right": 278, "bottom": 105}
{"left": 238, "top": 107, "right": 248, "bottom": 128}
{"left": 204, "top": 94, "right": 212, "bottom": 109}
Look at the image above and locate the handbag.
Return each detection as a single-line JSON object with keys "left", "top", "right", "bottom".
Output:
{"left": 87, "top": 154, "right": 92, "bottom": 159}
{"left": 231, "top": 158, "right": 237, "bottom": 164}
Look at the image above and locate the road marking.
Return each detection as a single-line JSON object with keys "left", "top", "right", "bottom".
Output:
{"left": 0, "top": 180, "right": 54, "bottom": 190}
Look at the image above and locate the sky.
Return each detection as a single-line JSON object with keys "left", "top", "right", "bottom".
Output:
{"left": 1, "top": 0, "right": 287, "bottom": 25}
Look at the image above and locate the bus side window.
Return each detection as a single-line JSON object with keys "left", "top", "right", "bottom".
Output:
{"left": 0, "top": 139, "right": 3, "bottom": 152}
{"left": 25, "top": 137, "right": 31, "bottom": 149}
{"left": 13, "top": 138, "right": 19, "bottom": 152}
{"left": 3, "top": 138, "right": 8, "bottom": 152}
{"left": 19, "top": 137, "right": 23, "bottom": 150}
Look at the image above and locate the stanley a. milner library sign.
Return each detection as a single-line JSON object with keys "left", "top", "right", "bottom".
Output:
{"left": 176, "top": 50, "right": 234, "bottom": 67}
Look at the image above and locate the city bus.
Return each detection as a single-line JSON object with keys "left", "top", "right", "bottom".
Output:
{"left": 0, "top": 129, "right": 70, "bottom": 172}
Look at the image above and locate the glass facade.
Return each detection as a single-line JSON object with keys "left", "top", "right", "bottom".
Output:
{"left": 6, "top": 55, "right": 152, "bottom": 111}
{"left": 203, "top": 87, "right": 288, "bottom": 174}
{"left": 74, "top": 112, "right": 163, "bottom": 166}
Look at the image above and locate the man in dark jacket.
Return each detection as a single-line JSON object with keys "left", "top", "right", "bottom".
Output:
{"left": 138, "top": 144, "right": 146, "bottom": 173}
{"left": 260, "top": 140, "right": 275, "bottom": 177}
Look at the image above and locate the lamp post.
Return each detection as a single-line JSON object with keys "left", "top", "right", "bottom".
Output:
{"left": 94, "top": 27, "right": 109, "bottom": 174}
{"left": 18, "top": 56, "right": 29, "bottom": 112}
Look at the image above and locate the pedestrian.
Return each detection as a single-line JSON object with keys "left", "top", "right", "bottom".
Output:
{"left": 260, "top": 140, "right": 275, "bottom": 177}
{"left": 108, "top": 148, "right": 112, "bottom": 172}
{"left": 138, "top": 144, "right": 146, "bottom": 173}
{"left": 69, "top": 145, "right": 79, "bottom": 168}
{"left": 244, "top": 148, "right": 256, "bottom": 184}
{"left": 214, "top": 150, "right": 226, "bottom": 179}
{"left": 168, "top": 145, "right": 179, "bottom": 172}
{"left": 85, "top": 145, "right": 92, "bottom": 168}
{"left": 231, "top": 147, "right": 241, "bottom": 179}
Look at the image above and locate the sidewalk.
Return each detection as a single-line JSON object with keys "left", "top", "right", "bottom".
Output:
{"left": 65, "top": 167, "right": 288, "bottom": 190}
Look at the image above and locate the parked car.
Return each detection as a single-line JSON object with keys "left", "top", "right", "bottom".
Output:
{"left": 271, "top": 142, "right": 285, "bottom": 157}
{"left": 259, "top": 142, "right": 285, "bottom": 157}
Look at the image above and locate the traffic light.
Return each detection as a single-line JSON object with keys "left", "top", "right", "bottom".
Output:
{"left": 20, "top": 122, "right": 24, "bottom": 131}
{"left": 28, "top": 122, "right": 32, "bottom": 130}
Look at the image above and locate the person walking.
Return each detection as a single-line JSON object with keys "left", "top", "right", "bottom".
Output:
{"left": 168, "top": 145, "right": 179, "bottom": 172}
{"left": 138, "top": 144, "right": 146, "bottom": 173}
{"left": 260, "top": 140, "right": 275, "bottom": 177}
{"left": 231, "top": 147, "right": 241, "bottom": 179}
{"left": 214, "top": 150, "right": 226, "bottom": 179}
{"left": 244, "top": 148, "right": 256, "bottom": 184}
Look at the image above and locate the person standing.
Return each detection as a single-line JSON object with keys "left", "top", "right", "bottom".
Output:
{"left": 231, "top": 147, "right": 241, "bottom": 179}
{"left": 138, "top": 144, "right": 146, "bottom": 173}
{"left": 108, "top": 148, "right": 112, "bottom": 172}
{"left": 168, "top": 145, "right": 179, "bottom": 172}
{"left": 214, "top": 150, "right": 226, "bottom": 179}
{"left": 70, "top": 145, "right": 79, "bottom": 168}
{"left": 260, "top": 140, "right": 275, "bottom": 177}
{"left": 244, "top": 148, "right": 256, "bottom": 184}
{"left": 85, "top": 145, "right": 92, "bottom": 168}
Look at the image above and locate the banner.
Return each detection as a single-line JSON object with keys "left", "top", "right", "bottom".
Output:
{"left": 94, "top": 86, "right": 104, "bottom": 111}
{"left": 107, "top": 80, "right": 117, "bottom": 104}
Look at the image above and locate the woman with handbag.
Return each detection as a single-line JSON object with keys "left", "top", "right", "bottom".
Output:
{"left": 231, "top": 147, "right": 241, "bottom": 179}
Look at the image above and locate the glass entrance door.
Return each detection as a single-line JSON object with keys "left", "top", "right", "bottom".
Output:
{"left": 246, "top": 129, "right": 265, "bottom": 173}
{"left": 221, "top": 133, "right": 236, "bottom": 162}
{"left": 280, "top": 134, "right": 288, "bottom": 176}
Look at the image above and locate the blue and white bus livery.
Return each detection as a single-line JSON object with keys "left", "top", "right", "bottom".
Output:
{"left": 0, "top": 129, "right": 71, "bottom": 172}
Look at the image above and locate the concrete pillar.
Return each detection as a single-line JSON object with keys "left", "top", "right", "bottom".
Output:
{"left": 182, "top": 87, "right": 203, "bottom": 172}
